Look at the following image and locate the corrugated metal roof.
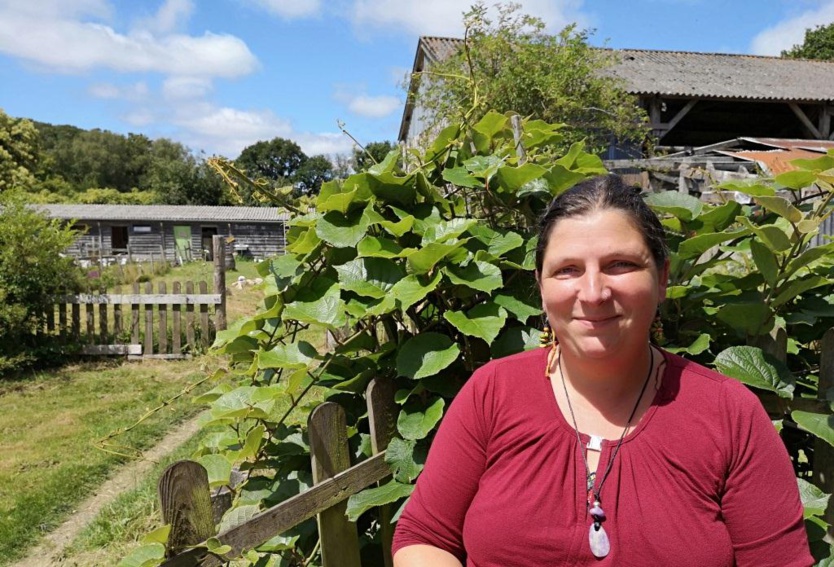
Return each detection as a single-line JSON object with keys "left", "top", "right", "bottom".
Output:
{"left": 36, "top": 204, "right": 290, "bottom": 223}
{"left": 716, "top": 149, "right": 822, "bottom": 175}
{"left": 417, "top": 37, "right": 834, "bottom": 103}
{"left": 608, "top": 49, "right": 834, "bottom": 102}
{"left": 738, "top": 137, "right": 834, "bottom": 152}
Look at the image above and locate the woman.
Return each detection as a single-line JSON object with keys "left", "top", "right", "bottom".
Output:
{"left": 392, "top": 174, "right": 812, "bottom": 566}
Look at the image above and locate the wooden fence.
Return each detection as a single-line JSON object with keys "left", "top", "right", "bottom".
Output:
{"left": 49, "top": 236, "right": 228, "bottom": 359}
{"left": 157, "top": 377, "right": 397, "bottom": 566}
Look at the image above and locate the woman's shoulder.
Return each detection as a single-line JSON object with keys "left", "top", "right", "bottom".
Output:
{"left": 476, "top": 347, "right": 549, "bottom": 380}
{"left": 660, "top": 349, "right": 764, "bottom": 409}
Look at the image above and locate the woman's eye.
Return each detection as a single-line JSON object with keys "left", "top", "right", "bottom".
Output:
{"left": 609, "top": 261, "right": 637, "bottom": 272}
{"left": 554, "top": 266, "right": 579, "bottom": 276}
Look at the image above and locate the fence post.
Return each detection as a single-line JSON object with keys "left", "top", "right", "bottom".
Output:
{"left": 158, "top": 282, "right": 168, "bottom": 354}
{"left": 145, "top": 281, "right": 154, "bottom": 355}
{"left": 815, "top": 328, "right": 834, "bottom": 538}
{"left": 212, "top": 235, "right": 227, "bottom": 331}
{"left": 309, "top": 402, "right": 362, "bottom": 567}
{"left": 367, "top": 378, "right": 397, "bottom": 567}
{"left": 158, "top": 460, "right": 215, "bottom": 558}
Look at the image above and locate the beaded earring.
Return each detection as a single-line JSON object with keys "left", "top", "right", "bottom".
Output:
{"left": 540, "top": 321, "right": 557, "bottom": 348}
{"left": 651, "top": 311, "right": 665, "bottom": 345}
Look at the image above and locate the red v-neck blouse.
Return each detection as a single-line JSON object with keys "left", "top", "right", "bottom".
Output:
{"left": 392, "top": 348, "right": 812, "bottom": 566}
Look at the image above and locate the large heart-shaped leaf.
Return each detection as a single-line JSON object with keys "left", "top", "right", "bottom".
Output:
{"left": 396, "top": 332, "right": 460, "bottom": 379}
{"left": 397, "top": 397, "right": 446, "bottom": 440}
{"left": 797, "top": 477, "right": 831, "bottom": 518}
{"left": 443, "top": 303, "right": 508, "bottom": 344}
{"left": 792, "top": 411, "right": 834, "bottom": 448}
{"left": 117, "top": 543, "right": 166, "bottom": 567}
{"left": 645, "top": 191, "right": 704, "bottom": 221}
{"left": 282, "top": 277, "right": 347, "bottom": 328}
{"left": 316, "top": 207, "right": 371, "bottom": 248}
{"left": 335, "top": 257, "right": 405, "bottom": 299}
{"left": 257, "top": 341, "right": 317, "bottom": 369}
{"left": 385, "top": 437, "right": 426, "bottom": 483}
{"left": 386, "top": 271, "right": 443, "bottom": 312}
{"left": 406, "top": 241, "right": 467, "bottom": 274}
{"left": 714, "top": 346, "right": 795, "bottom": 398}
{"left": 345, "top": 479, "right": 414, "bottom": 522}
{"left": 445, "top": 260, "right": 503, "bottom": 293}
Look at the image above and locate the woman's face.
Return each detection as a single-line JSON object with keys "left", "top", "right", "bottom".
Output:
{"left": 537, "top": 208, "right": 669, "bottom": 362}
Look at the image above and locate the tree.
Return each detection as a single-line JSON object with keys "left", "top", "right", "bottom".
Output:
{"left": 144, "top": 139, "right": 225, "bottom": 206}
{"left": 352, "top": 140, "right": 396, "bottom": 172}
{"left": 410, "top": 3, "right": 648, "bottom": 153}
{"left": 0, "top": 109, "right": 38, "bottom": 192}
{"left": 235, "top": 137, "right": 306, "bottom": 184}
{"left": 782, "top": 22, "right": 834, "bottom": 60}
{"left": 293, "top": 154, "right": 334, "bottom": 195}
{"left": 0, "top": 192, "right": 82, "bottom": 374}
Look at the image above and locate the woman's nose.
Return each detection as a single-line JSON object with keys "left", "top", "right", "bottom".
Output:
{"left": 577, "top": 271, "right": 611, "bottom": 304}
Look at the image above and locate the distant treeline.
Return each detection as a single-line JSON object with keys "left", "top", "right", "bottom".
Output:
{"left": 1, "top": 108, "right": 395, "bottom": 206}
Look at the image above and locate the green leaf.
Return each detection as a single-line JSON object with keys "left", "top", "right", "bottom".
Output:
{"left": 317, "top": 187, "right": 359, "bottom": 214}
{"left": 677, "top": 229, "right": 748, "bottom": 260}
{"left": 406, "top": 241, "right": 467, "bottom": 275}
{"left": 645, "top": 191, "right": 704, "bottom": 221}
{"left": 444, "top": 260, "right": 503, "bottom": 293}
{"left": 773, "top": 275, "right": 829, "bottom": 308}
{"left": 346, "top": 479, "right": 414, "bottom": 522}
{"left": 257, "top": 341, "right": 317, "bottom": 369}
{"left": 316, "top": 207, "right": 371, "bottom": 248}
{"left": 543, "top": 166, "right": 586, "bottom": 195}
{"left": 492, "top": 325, "right": 540, "bottom": 357}
{"left": 443, "top": 166, "right": 483, "bottom": 188}
{"left": 473, "top": 110, "right": 509, "bottom": 140}
{"left": 494, "top": 292, "right": 542, "bottom": 321}
{"left": 495, "top": 163, "right": 548, "bottom": 193}
{"left": 797, "top": 477, "right": 831, "bottom": 518}
{"left": 791, "top": 154, "right": 834, "bottom": 172}
{"left": 750, "top": 239, "right": 779, "bottom": 287}
{"left": 467, "top": 225, "right": 524, "bottom": 257}
{"left": 379, "top": 216, "right": 414, "bottom": 237}
{"left": 367, "top": 171, "right": 418, "bottom": 206}
{"left": 714, "top": 346, "right": 795, "bottom": 398}
{"left": 237, "top": 425, "right": 265, "bottom": 460}
{"left": 716, "top": 180, "right": 775, "bottom": 197}
{"left": 196, "top": 454, "right": 233, "bottom": 487}
{"left": 397, "top": 397, "right": 446, "bottom": 440}
{"left": 206, "top": 538, "right": 232, "bottom": 555}
{"left": 283, "top": 277, "right": 347, "bottom": 328}
{"left": 385, "top": 437, "right": 425, "bottom": 482}
{"left": 117, "top": 543, "right": 165, "bottom": 567}
{"left": 676, "top": 333, "right": 711, "bottom": 355}
{"left": 775, "top": 170, "right": 818, "bottom": 190}
{"left": 464, "top": 155, "right": 504, "bottom": 179}
{"left": 443, "top": 303, "right": 508, "bottom": 344}
{"left": 786, "top": 243, "right": 834, "bottom": 277}
{"left": 754, "top": 195, "right": 803, "bottom": 223}
{"left": 141, "top": 525, "right": 171, "bottom": 545}
{"left": 357, "top": 236, "right": 410, "bottom": 258}
{"left": 715, "top": 303, "right": 772, "bottom": 335}
{"left": 397, "top": 332, "right": 460, "bottom": 379}
{"left": 423, "top": 218, "right": 476, "bottom": 244}
{"left": 697, "top": 201, "right": 741, "bottom": 231}
{"left": 792, "top": 411, "right": 834, "bottom": 448}
{"left": 335, "top": 257, "right": 405, "bottom": 299}
{"left": 218, "top": 504, "right": 261, "bottom": 533}
{"left": 386, "top": 271, "right": 443, "bottom": 312}
{"left": 736, "top": 216, "right": 792, "bottom": 252}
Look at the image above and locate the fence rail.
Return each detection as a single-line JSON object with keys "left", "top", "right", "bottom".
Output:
{"left": 47, "top": 235, "right": 228, "bottom": 360}
{"left": 158, "top": 377, "right": 397, "bottom": 566}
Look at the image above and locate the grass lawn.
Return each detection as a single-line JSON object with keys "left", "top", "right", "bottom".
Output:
{"left": 0, "top": 258, "right": 271, "bottom": 565}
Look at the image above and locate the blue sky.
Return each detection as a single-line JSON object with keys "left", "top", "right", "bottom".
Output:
{"left": 1, "top": 0, "right": 832, "bottom": 159}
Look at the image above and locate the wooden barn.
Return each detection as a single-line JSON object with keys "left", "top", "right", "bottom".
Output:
{"left": 400, "top": 38, "right": 834, "bottom": 154}
{"left": 38, "top": 204, "right": 289, "bottom": 263}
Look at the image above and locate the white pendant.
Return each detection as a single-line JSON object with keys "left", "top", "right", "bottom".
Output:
{"left": 589, "top": 522, "right": 610, "bottom": 558}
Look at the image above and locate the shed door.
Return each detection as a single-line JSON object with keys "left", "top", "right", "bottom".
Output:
{"left": 174, "top": 226, "right": 192, "bottom": 263}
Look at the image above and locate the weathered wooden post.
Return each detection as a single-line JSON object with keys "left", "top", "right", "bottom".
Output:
{"left": 158, "top": 461, "right": 216, "bottom": 558}
{"left": 367, "top": 378, "right": 398, "bottom": 566}
{"left": 309, "top": 403, "right": 362, "bottom": 567}
{"left": 212, "top": 235, "right": 227, "bottom": 332}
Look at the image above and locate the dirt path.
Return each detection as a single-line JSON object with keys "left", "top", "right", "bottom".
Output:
{"left": 12, "top": 413, "right": 205, "bottom": 567}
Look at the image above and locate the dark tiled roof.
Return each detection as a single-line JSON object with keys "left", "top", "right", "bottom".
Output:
{"left": 36, "top": 204, "right": 289, "bottom": 223}
{"left": 417, "top": 37, "right": 834, "bottom": 103}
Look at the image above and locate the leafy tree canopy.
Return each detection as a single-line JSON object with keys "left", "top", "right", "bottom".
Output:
{"left": 0, "top": 109, "right": 38, "bottom": 192}
{"left": 782, "top": 22, "right": 834, "bottom": 60}
{"left": 410, "top": 3, "right": 648, "bottom": 153}
{"left": 352, "top": 140, "right": 396, "bottom": 172}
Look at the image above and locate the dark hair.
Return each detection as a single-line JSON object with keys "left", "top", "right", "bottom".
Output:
{"left": 534, "top": 174, "right": 668, "bottom": 273}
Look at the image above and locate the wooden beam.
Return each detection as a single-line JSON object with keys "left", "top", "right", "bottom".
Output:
{"left": 789, "top": 102, "right": 822, "bottom": 139}
{"left": 160, "top": 453, "right": 391, "bottom": 567}
{"left": 820, "top": 105, "right": 831, "bottom": 140}
{"left": 58, "top": 294, "right": 222, "bottom": 305}
{"left": 665, "top": 99, "right": 699, "bottom": 134}
{"left": 80, "top": 344, "right": 142, "bottom": 355}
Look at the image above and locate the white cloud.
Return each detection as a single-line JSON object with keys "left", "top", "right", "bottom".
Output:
{"left": 0, "top": 2, "right": 258, "bottom": 78}
{"left": 135, "top": 0, "right": 194, "bottom": 34}
{"left": 346, "top": 95, "right": 401, "bottom": 118}
{"left": 162, "top": 76, "right": 213, "bottom": 100}
{"left": 750, "top": 1, "right": 834, "bottom": 55}
{"left": 245, "top": 0, "right": 322, "bottom": 19}
{"left": 88, "top": 81, "right": 150, "bottom": 102}
{"left": 0, "top": 0, "right": 112, "bottom": 20}
{"left": 349, "top": 0, "right": 586, "bottom": 37}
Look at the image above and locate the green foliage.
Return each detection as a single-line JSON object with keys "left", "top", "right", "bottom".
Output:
{"left": 782, "top": 22, "right": 834, "bottom": 60}
{"left": 234, "top": 137, "right": 335, "bottom": 202}
{"left": 0, "top": 109, "right": 38, "bottom": 192}
{"left": 409, "top": 3, "right": 648, "bottom": 154}
{"left": 0, "top": 193, "right": 82, "bottom": 373}
{"left": 353, "top": 141, "right": 397, "bottom": 172}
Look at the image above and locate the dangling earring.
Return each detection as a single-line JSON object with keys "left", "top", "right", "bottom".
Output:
{"left": 651, "top": 311, "right": 665, "bottom": 345}
{"left": 540, "top": 320, "right": 557, "bottom": 348}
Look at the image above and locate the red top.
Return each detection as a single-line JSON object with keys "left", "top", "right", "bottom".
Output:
{"left": 392, "top": 348, "right": 813, "bottom": 566}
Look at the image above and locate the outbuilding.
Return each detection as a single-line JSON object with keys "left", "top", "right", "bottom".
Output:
{"left": 39, "top": 204, "right": 289, "bottom": 263}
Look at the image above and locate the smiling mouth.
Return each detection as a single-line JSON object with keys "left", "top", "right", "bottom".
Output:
{"left": 575, "top": 315, "right": 619, "bottom": 324}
